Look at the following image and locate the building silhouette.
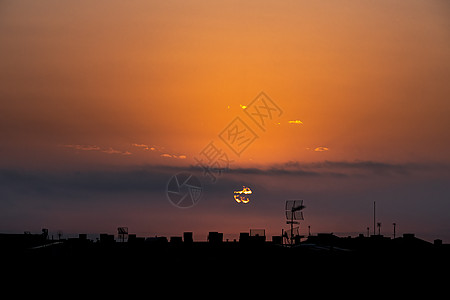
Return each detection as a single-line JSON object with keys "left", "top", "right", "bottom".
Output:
{"left": 1, "top": 229, "right": 449, "bottom": 277}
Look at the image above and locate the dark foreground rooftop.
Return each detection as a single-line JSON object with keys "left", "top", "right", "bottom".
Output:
{"left": 4, "top": 232, "right": 447, "bottom": 294}
{"left": 2, "top": 231, "right": 449, "bottom": 271}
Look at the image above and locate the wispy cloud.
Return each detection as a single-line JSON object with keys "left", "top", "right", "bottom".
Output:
{"left": 102, "top": 148, "right": 132, "bottom": 155}
{"left": 62, "top": 144, "right": 101, "bottom": 151}
{"left": 2, "top": 161, "right": 443, "bottom": 199}
{"left": 0, "top": 161, "right": 447, "bottom": 213}
{"left": 161, "top": 154, "right": 186, "bottom": 159}
{"left": 61, "top": 144, "right": 131, "bottom": 155}
{"left": 199, "top": 159, "right": 440, "bottom": 178}
{"left": 275, "top": 120, "right": 304, "bottom": 125}
{"left": 133, "top": 143, "right": 186, "bottom": 159}
{"left": 131, "top": 143, "right": 160, "bottom": 151}
{"left": 260, "top": 160, "right": 437, "bottom": 177}
{"left": 131, "top": 143, "right": 149, "bottom": 149}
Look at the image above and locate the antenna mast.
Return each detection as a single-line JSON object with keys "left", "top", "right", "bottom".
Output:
{"left": 373, "top": 201, "right": 376, "bottom": 236}
{"left": 284, "top": 200, "right": 305, "bottom": 246}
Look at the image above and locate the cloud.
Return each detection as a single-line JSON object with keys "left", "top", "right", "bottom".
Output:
{"left": 314, "top": 146, "right": 329, "bottom": 152}
{"left": 132, "top": 143, "right": 163, "bottom": 152}
{"left": 225, "top": 166, "right": 322, "bottom": 177}
{"left": 307, "top": 160, "right": 415, "bottom": 175}
{"left": 102, "top": 148, "right": 132, "bottom": 155}
{"left": 1, "top": 161, "right": 446, "bottom": 204}
{"left": 131, "top": 143, "right": 149, "bottom": 149}
{"left": 0, "top": 166, "right": 175, "bottom": 198}
{"left": 161, "top": 154, "right": 186, "bottom": 159}
{"left": 131, "top": 143, "right": 187, "bottom": 159}
{"left": 1, "top": 161, "right": 448, "bottom": 214}
{"left": 61, "top": 144, "right": 132, "bottom": 156}
{"left": 62, "top": 144, "right": 101, "bottom": 151}
{"left": 221, "top": 160, "right": 447, "bottom": 178}
{"left": 288, "top": 120, "right": 303, "bottom": 125}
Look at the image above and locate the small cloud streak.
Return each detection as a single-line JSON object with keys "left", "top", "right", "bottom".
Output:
{"left": 133, "top": 142, "right": 185, "bottom": 159}
{"left": 102, "top": 148, "right": 131, "bottom": 155}
{"left": 288, "top": 120, "right": 303, "bottom": 125}
{"left": 61, "top": 144, "right": 131, "bottom": 155}
{"left": 161, "top": 153, "right": 186, "bottom": 159}
{"left": 314, "top": 146, "right": 329, "bottom": 152}
{"left": 131, "top": 143, "right": 160, "bottom": 151}
{"left": 62, "top": 144, "right": 101, "bottom": 151}
{"left": 131, "top": 143, "right": 149, "bottom": 148}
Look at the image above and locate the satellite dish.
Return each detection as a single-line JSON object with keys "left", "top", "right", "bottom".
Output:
{"left": 285, "top": 200, "right": 305, "bottom": 221}
{"left": 284, "top": 200, "right": 305, "bottom": 246}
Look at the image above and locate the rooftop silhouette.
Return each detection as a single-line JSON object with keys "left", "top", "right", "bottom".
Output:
{"left": 2, "top": 228, "right": 449, "bottom": 285}
{"left": 1, "top": 229, "right": 448, "bottom": 260}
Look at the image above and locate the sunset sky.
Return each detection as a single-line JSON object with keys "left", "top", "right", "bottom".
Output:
{"left": 1, "top": 1, "right": 449, "bottom": 241}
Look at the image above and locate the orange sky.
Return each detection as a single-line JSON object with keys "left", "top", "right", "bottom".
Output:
{"left": 1, "top": 0, "right": 449, "bottom": 169}
{"left": 1, "top": 1, "right": 450, "bottom": 240}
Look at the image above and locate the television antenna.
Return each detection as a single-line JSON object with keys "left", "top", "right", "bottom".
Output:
{"left": 117, "top": 227, "right": 128, "bottom": 242}
{"left": 283, "top": 226, "right": 300, "bottom": 245}
{"left": 284, "top": 200, "right": 305, "bottom": 246}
